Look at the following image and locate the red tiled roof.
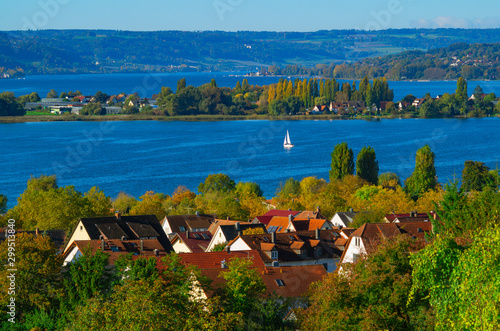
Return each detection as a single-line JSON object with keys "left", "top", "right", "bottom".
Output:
{"left": 262, "top": 210, "right": 300, "bottom": 217}
{"left": 253, "top": 215, "right": 274, "bottom": 225}
{"left": 168, "top": 250, "right": 265, "bottom": 269}
{"left": 200, "top": 265, "right": 327, "bottom": 298}
{"left": 385, "top": 212, "right": 436, "bottom": 223}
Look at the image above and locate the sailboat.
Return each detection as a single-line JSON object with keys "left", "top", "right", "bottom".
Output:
{"left": 283, "top": 130, "right": 294, "bottom": 148}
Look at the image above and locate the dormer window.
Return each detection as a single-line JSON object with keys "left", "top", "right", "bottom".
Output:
{"left": 271, "top": 250, "right": 278, "bottom": 259}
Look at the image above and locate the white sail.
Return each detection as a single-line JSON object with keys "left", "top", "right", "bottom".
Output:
{"left": 283, "top": 130, "right": 294, "bottom": 148}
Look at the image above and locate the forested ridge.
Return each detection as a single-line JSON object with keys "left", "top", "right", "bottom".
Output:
{"left": 2, "top": 28, "right": 500, "bottom": 78}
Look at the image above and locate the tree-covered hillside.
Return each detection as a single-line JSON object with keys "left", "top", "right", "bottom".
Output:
{"left": 2, "top": 28, "right": 500, "bottom": 77}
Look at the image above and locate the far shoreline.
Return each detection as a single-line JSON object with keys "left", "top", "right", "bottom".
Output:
{"left": 0, "top": 113, "right": 488, "bottom": 124}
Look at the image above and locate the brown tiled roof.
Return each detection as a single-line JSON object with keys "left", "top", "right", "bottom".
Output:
{"left": 266, "top": 216, "right": 292, "bottom": 233}
{"left": 171, "top": 231, "right": 212, "bottom": 253}
{"left": 260, "top": 243, "right": 277, "bottom": 251}
{"left": 162, "top": 214, "right": 215, "bottom": 233}
{"left": 385, "top": 212, "right": 436, "bottom": 223}
{"left": 200, "top": 265, "right": 327, "bottom": 298}
{"left": 229, "top": 230, "right": 343, "bottom": 264}
{"left": 219, "top": 223, "right": 267, "bottom": 242}
{"left": 159, "top": 250, "right": 266, "bottom": 270}
{"left": 294, "top": 210, "right": 328, "bottom": 220}
{"left": 69, "top": 238, "right": 168, "bottom": 265}
{"left": 395, "top": 222, "right": 432, "bottom": 240}
{"left": 208, "top": 220, "right": 252, "bottom": 235}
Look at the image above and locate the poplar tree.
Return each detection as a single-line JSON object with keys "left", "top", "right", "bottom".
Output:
{"left": 329, "top": 142, "right": 354, "bottom": 182}
{"left": 404, "top": 145, "right": 437, "bottom": 200}
{"left": 356, "top": 146, "right": 379, "bottom": 185}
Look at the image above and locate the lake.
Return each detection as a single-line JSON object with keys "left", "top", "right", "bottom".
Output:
{"left": 2, "top": 72, "right": 500, "bottom": 101}
{"left": 1, "top": 118, "right": 499, "bottom": 208}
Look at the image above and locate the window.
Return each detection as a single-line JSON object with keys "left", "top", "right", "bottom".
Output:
{"left": 353, "top": 253, "right": 360, "bottom": 262}
{"left": 275, "top": 279, "right": 285, "bottom": 287}
{"left": 271, "top": 250, "right": 278, "bottom": 259}
{"left": 179, "top": 226, "right": 186, "bottom": 232}
{"left": 355, "top": 237, "right": 361, "bottom": 247}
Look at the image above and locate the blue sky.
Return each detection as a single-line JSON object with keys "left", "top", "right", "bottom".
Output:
{"left": 3, "top": 0, "right": 500, "bottom": 31}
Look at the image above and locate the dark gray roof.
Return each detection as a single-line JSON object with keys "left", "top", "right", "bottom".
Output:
{"left": 336, "top": 212, "right": 357, "bottom": 225}
{"left": 76, "top": 215, "right": 173, "bottom": 253}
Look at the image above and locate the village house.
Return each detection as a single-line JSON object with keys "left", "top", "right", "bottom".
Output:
{"left": 226, "top": 229, "right": 344, "bottom": 272}
{"left": 266, "top": 215, "right": 333, "bottom": 233}
{"left": 170, "top": 230, "right": 213, "bottom": 253}
{"left": 339, "top": 221, "right": 432, "bottom": 264}
{"left": 62, "top": 237, "right": 168, "bottom": 266}
{"left": 330, "top": 211, "right": 357, "bottom": 228}
{"left": 64, "top": 213, "right": 173, "bottom": 254}
{"left": 384, "top": 211, "right": 437, "bottom": 223}
{"left": 156, "top": 250, "right": 326, "bottom": 302}
{"left": 161, "top": 213, "right": 215, "bottom": 237}
{"left": 205, "top": 222, "right": 267, "bottom": 252}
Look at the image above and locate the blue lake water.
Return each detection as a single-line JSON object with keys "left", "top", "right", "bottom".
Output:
{"left": 1, "top": 72, "right": 500, "bottom": 101}
{"left": 1, "top": 118, "right": 499, "bottom": 208}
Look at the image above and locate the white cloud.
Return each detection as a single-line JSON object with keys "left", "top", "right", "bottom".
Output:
{"left": 411, "top": 16, "right": 500, "bottom": 29}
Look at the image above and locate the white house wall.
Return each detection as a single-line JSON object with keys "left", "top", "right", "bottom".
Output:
{"left": 63, "top": 247, "right": 83, "bottom": 266}
{"left": 64, "top": 221, "right": 91, "bottom": 253}
{"left": 205, "top": 227, "right": 227, "bottom": 252}
{"left": 172, "top": 240, "right": 192, "bottom": 253}
{"left": 341, "top": 237, "right": 366, "bottom": 264}
{"left": 227, "top": 238, "right": 252, "bottom": 251}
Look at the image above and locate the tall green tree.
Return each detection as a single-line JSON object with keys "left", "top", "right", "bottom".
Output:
{"left": 404, "top": 145, "right": 437, "bottom": 199}
{"left": 461, "top": 160, "right": 492, "bottom": 192}
{"left": 63, "top": 247, "right": 114, "bottom": 310}
{"left": 356, "top": 146, "right": 379, "bottom": 185}
{"left": 456, "top": 77, "right": 468, "bottom": 107}
{"left": 176, "top": 77, "right": 186, "bottom": 92}
{"left": 0, "top": 91, "right": 25, "bottom": 116}
{"left": 198, "top": 174, "right": 236, "bottom": 194}
{"left": 329, "top": 142, "right": 354, "bottom": 182}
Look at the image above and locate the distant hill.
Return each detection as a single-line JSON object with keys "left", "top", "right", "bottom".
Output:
{"left": 1, "top": 29, "right": 500, "bottom": 77}
{"left": 328, "top": 42, "right": 500, "bottom": 80}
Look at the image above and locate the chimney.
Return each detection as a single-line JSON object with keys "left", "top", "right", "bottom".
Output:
{"left": 35, "top": 228, "right": 39, "bottom": 236}
{"left": 227, "top": 216, "right": 229, "bottom": 220}
{"left": 315, "top": 228, "right": 320, "bottom": 240}
{"left": 115, "top": 212, "right": 121, "bottom": 220}
{"left": 307, "top": 215, "right": 310, "bottom": 221}
{"left": 101, "top": 238, "right": 105, "bottom": 251}
{"left": 186, "top": 230, "right": 190, "bottom": 238}
{"left": 121, "top": 236, "right": 125, "bottom": 241}
{"left": 316, "top": 206, "right": 321, "bottom": 213}
{"left": 153, "top": 249, "right": 159, "bottom": 257}
{"left": 195, "top": 211, "right": 200, "bottom": 217}
{"left": 221, "top": 259, "right": 227, "bottom": 269}
{"left": 271, "top": 231, "right": 276, "bottom": 244}
{"left": 349, "top": 207, "right": 354, "bottom": 213}
{"left": 288, "top": 214, "right": 292, "bottom": 224}
{"left": 140, "top": 239, "right": 144, "bottom": 252}
{"left": 225, "top": 245, "right": 231, "bottom": 254}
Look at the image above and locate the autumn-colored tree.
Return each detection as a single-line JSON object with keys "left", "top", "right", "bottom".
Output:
{"left": 301, "top": 235, "right": 432, "bottom": 330}
{"left": 0, "top": 233, "right": 63, "bottom": 321}
{"left": 112, "top": 191, "right": 137, "bottom": 214}
{"left": 172, "top": 185, "right": 197, "bottom": 205}
{"left": 129, "top": 191, "right": 169, "bottom": 220}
